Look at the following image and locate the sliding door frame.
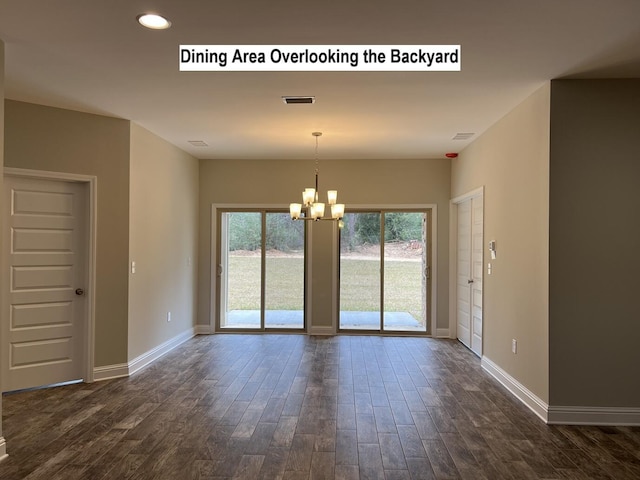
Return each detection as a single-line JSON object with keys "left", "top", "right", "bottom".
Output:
{"left": 336, "top": 204, "right": 438, "bottom": 337}
{"left": 210, "top": 204, "right": 310, "bottom": 333}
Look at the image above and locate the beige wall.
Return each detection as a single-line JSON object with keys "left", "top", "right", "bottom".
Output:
{"left": 451, "top": 84, "right": 550, "bottom": 403}
{"left": 198, "top": 157, "right": 451, "bottom": 331}
{"left": 549, "top": 80, "right": 640, "bottom": 407}
{"left": 128, "top": 124, "right": 199, "bottom": 360}
{"left": 3, "top": 100, "right": 130, "bottom": 367}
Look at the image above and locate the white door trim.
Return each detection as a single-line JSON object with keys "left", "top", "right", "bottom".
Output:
{"left": 3, "top": 167, "right": 97, "bottom": 383}
{"left": 449, "top": 187, "right": 484, "bottom": 343}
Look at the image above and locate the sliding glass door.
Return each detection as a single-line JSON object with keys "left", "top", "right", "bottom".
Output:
{"left": 339, "top": 210, "right": 430, "bottom": 334}
{"left": 264, "top": 213, "right": 305, "bottom": 328}
{"left": 339, "top": 213, "right": 381, "bottom": 330}
{"left": 218, "top": 210, "right": 305, "bottom": 331}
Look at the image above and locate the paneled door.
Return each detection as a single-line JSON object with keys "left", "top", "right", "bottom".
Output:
{"left": 470, "top": 197, "right": 484, "bottom": 355}
{"left": 456, "top": 200, "right": 472, "bottom": 348}
{"left": 2, "top": 176, "right": 88, "bottom": 391}
{"left": 456, "top": 194, "right": 483, "bottom": 356}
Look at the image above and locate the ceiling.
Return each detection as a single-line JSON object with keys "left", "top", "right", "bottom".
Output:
{"left": 1, "top": 0, "right": 639, "bottom": 160}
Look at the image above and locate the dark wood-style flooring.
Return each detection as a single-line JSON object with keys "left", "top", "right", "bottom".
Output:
{"left": 1, "top": 334, "right": 639, "bottom": 479}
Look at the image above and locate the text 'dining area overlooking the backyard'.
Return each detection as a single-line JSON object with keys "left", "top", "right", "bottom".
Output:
{"left": 218, "top": 210, "right": 430, "bottom": 334}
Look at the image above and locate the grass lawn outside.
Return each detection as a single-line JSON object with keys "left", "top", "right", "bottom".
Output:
{"left": 226, "top": 253, "right": 424, "bottom": 325}
{"left": 339, "top": 258, "right": 423, "bottom": 321}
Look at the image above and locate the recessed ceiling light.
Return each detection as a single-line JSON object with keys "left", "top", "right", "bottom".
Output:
{"left": 137, "top": 13, "right": 171, "bottom": 30}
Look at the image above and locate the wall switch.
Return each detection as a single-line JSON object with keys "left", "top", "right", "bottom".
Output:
{"left": 131, "top": 261, "right": 136, "bottom": 274}
{"left": 167, "top": 311, "right": 171, "bottom": 322}
{"left": 187, "top": 257, "right": 192, "bottom": 267}
{"left": 512, "top": 338, "right": 517, "bottom": 354}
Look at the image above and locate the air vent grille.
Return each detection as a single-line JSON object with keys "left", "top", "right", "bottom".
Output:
{"left": 188, "top": 140, "right": 208, "bottom": 147}
{"left": 452, "top": 132, "right": 475, "bottom": 140}
{"left": 282, "top": 96, "right": 316, "bottom": 104}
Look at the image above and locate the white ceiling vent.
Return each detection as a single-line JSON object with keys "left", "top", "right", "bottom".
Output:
{"left": 452, "top": 132, "right": 475, "bottom": 140}
{"left": 282, "top": 96, "right": 316, "bottom": 104}
{"left": 188, "top": 140, "right": 209, "bottom": 147}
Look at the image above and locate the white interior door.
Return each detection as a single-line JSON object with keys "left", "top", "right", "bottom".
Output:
{"left": 456, "top": 194, "right": 483, "bottom": 356}
{"left": 456, "top": 199, "right": 472, "bottom": 348}
{"left": 470, "top": 196, "right": 483, "bottom": 356}
{"left": 2, "top": 176, "right": 87, "bottom": 391}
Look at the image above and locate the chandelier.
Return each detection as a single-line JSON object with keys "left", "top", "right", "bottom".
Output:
{"left": 289, "top": 132, "right": 345, "bottom": 224}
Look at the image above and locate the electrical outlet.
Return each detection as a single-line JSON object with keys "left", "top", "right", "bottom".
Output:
{"left": 167, "top": 311, "right": 171, "bottom": 322}
{"left": 512, "top": 338, "right": 517, "bottom": 354}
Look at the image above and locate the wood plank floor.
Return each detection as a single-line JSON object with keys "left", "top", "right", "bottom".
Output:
{"left": 1, "top": 335, "right": 639, "bottom": 479}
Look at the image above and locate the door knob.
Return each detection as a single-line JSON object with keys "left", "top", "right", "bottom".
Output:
{"left": 467, "top": 279, "right": 474, "bottom": 284}
{"left": 75, "top": 288, "right": 85, "bottom": 296}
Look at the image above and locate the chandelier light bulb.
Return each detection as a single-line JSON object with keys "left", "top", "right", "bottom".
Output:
{"left": 331, "top": 203, "right": 345, "bottom": 219}
{"left": 303, "top": 188, "right": 316, "bottom": 206}
{"left": 289, "top": 203, "right": 302, "bottom": 220}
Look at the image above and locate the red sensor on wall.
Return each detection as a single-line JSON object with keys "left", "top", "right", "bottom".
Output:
{"left": 445, "top": 152, "right": 458, "bottom": 158}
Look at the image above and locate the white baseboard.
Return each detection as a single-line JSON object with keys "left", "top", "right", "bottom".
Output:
{"left": 93, "top": 363, "right": 129, "bottom": 381}
{"left": 0, "top": 436, "right": 7, "bottom": 462}
{"left": 481, "top": 356, "right": 640, "bottom": 426}
{"left": 481, "top": 356, "right": 549, "bottom": 423}
{"left": 93, "top": 327, "right": 196, "bottom": 380}
{"left": 195, "top": 324, "right": 212, "bottom": 335}
{"left": 548, "top": 406, "right": 640, "bottom": 426}
{"left": 435, "top": 328, "right": 450, "bottom": 338}
{"left": 128, "top": 327, "right": 196, "bottom": 376}
{"left": 309, "top": 326, "right": 335, "bottom": 336}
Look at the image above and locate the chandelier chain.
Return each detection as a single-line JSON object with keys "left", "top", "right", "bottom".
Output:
{"left": 314, "top": 133, "right": 320, "bottom": 201}
{"left": 315, "top": 133, "right": 319, "bottom": 175}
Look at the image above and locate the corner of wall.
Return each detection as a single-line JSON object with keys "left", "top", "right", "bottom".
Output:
{"left": 548, "top": 79, "right": 640, "bottom": 412}
{"left": 128, "top": 124, "right": 199, "bottom": 362}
